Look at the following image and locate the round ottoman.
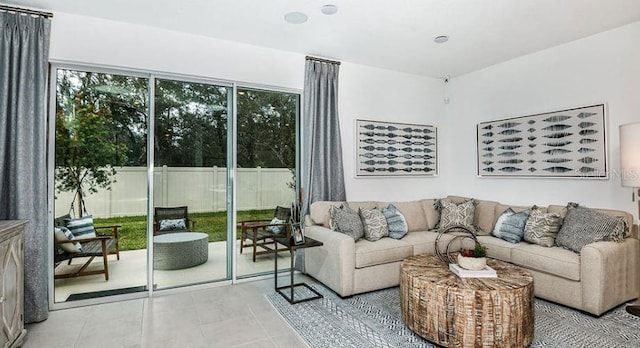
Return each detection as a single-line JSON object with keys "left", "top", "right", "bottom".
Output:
{"left": 153, "top": 232, "right": 209, "bottom": 270}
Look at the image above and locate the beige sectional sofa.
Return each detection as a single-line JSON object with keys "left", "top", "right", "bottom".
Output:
{"left": 303, "top": 196, "right": 640, "bottom": 316}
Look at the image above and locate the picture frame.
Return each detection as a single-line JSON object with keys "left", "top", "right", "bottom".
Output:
{"left": 291, "top": 222, "right": 305, "bottom": 245}
{"left": 476, "top": 104, "right": 607, "bottom": 178}
{"left": 355, "top": 119, "right": 438, "bottom": 177}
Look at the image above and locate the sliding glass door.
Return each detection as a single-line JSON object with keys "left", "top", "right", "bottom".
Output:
{"left": 236, "top": 87, "right": 299, "bottom": 278}
{"left": 50, "top": 64, "right": 300, "bottom": 305}
{"left": 52, "top": 68, "right": 149, "bottom": 302}
{"left": 153, "top": 78, "right": 232, "bottom": 289}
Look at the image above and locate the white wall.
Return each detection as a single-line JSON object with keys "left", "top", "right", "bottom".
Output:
{"left": 339, "top": 63, "right": 447, "bottom": 201}
{"left": 49, "top": 12, "right": 446, "bottom": 204}
{"left": 444, "top": 21, "right": 640, "bottom": 221}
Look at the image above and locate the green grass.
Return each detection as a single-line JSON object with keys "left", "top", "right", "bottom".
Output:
{"left": 94, "top": 209, "right": 272, "bottom": 251}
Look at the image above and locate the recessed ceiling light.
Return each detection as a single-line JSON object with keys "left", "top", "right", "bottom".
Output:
{"left": 284, "top": 12, "right": 308, "bottom": 24}
{"left": 434, "top": 35, "right": 449, "bottom": 44}
{"left": 321, "top": 5, "right": 338, "bottom": 15}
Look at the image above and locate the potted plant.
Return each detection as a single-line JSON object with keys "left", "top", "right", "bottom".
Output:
{"left": 458, "top": 242, "right": 488, "bottom": 271}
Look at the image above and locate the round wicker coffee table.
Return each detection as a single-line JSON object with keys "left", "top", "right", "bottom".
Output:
{"left": 400, "top": 254, "right": 534, "bottom": 347}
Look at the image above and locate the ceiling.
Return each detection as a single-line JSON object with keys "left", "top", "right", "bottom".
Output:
{"left": 4, "top": 0, "right": 640, "bottom": 78}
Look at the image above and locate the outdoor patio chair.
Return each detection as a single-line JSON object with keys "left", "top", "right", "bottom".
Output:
{"left": 238, "top": 206, "right": 291, "bottom": 262}
{"left": 53, "top": 214, "right": 121, "bottom": 281}
{"left": 153, "top": 206, "right": 196, "bottom": 235}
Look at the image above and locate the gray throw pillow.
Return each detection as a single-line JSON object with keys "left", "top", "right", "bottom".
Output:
{"left": 159, "top": 218, "right": 187, "bottom": 231}
{"left": 523, "top": 209, "right": 562, "bottom": 247}
{"left": 556, "top": 206, "right": 628, "bottom": 253}
{"left": 491, "top": 207, "right": 531, "bottom": 243}
{"left": 381, "top": 204, "right": 408, "bottom": 239}
{"left": 435, "top": 199, "right": 476, "bottom": 233}
{"left": 329, "top": 204, "right": 364, "bottom": 241}
{"left": 359, "top": 207, "right": 389, "bottom": 242}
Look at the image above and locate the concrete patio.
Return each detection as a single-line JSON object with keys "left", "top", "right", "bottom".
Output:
{"left": 54, "top": 240, "right": 292, "bottom": 303}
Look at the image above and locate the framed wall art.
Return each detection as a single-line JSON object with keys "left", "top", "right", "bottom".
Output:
{"left": 356, "top": 119, "right": 437, "bottom": 177}
{"left": 476, "top": 104, "right": 607, "bottom": 178}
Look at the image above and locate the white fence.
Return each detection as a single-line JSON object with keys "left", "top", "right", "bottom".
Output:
{"left": 54, "top": 166, "right": 295, "bottom": 218}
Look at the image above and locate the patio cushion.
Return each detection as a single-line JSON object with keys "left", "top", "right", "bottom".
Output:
{"left": 159, "top": 218, "right": 188, "bottom": 232}
{"left": 54, "top": 227, "right": 81, "bottom": 253}
{"left": 65, "top": 215, "right": 97, "bottom": 240}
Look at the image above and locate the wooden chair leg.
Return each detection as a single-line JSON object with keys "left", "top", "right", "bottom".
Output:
{"left": 101, "top": 239, "right": 109, "bottom": 281}
{"left": 239, "top": 227, "right": 245, "bottom": 254}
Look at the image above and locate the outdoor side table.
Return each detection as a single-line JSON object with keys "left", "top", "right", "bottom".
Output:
{"left": 274, "top": 235, "right": 323, "bottom": 304}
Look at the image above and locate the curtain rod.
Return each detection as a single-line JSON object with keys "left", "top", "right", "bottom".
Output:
{"left": 0, "top": 4, "right": 53, "bottom": 18}
{"left": 306, "top": 56, "right": 341, "bottom": 65}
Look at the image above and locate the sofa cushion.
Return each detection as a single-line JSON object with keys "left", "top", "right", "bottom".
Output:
{"left": 310, "top": 201, "right": 344, "bottom": 227}
{"left": 402, "top": 230, "right": 453, "bottom": 255}
{"left": 491, "top": 208, "right": 531, "bottom": 243}
{"left": 523, "top": 208, "right": 562, "bottom": 247}
{"left": 511, "top": 243, "right": 580, "bottom": 281}
{"left": 420, "top": 199, "right": 440, "bottom": 230}
{"left": 311, "top": 201, "right": 378, "bottom": 227}
{"left": 359, "top": 207, "right": 389, "bottom": 242}
{"left": 435, "top": 199, "right": 477, "bottom": 232}
{"left": 329, "top": 204, "right": 365, "bottom": 241}
{"left": 477, "top": 236, "right": 518, "bottom": 262}
{"left": 389, "top": 201, "right": 428, "bottom": 232}
{"left": 548, "top": 204, "right": 633, "bottom": 233}
{"left": 355, "top": 238, "right": 413, "bottom": 268}
{"left": 556, "top": 205, "right": 628, "bottom": 253}
{"left": 474, "top": 200, "right": 500, "bottom": 235}
{"left": 381, "top": 204, "right": 408, "bottom": 239}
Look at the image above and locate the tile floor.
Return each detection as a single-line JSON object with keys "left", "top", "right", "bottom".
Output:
{"left": 24, "top": 276, "right": 311, "bottom": 348}
{"left": 54, "top": 241, "right": 291, "bottom": 302}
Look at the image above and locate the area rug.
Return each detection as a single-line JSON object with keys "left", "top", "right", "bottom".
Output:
{"left": 267, "top": 285, "right": 640, "bottom": 347}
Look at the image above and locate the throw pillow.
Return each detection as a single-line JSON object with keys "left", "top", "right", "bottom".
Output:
{"left": 523, "top": 209, "right": 563, "bottom": 247}
{"left": 265, "top": 217, "right": 286, "bottom": 234}
{"left": 64, "top": 215, "right": 97, "bottom": 240}
{"left": 54, "top": 227, "right": 82, "bottom": 253}
{"left": 435, "top": 199, "right": 477, "bottom": 233}
{"left": 329, "top": 204, "right": 365, "bottom": 241}
{"left": 159, "top": 218, "right": 188, "bottom": 232}
{"left": 359, "top": 207, "right": 389, "bottom": 242}
{"left": 381, "top": 204, "right": 408, "bottom": 239}
{"left": 491, "top": 207, "right": 531, "bottom": 243}
{"left": 556, "top": 205, "right": 629, "bottom": 253}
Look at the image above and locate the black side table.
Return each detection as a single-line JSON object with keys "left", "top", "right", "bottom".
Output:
{"left": 274, "top": 235, "right": 324, "bottom": 304}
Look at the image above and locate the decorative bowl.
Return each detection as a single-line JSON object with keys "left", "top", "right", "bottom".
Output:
{"left": 457, "top": 254, "right": 487, "bottom": 271}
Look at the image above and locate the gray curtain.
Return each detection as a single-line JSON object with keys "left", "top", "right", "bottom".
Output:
{"left": 0, "top": 11, "right": 51, "bottom": 323}
{"left": 298, "top": 58, "right": 346, "bottom": 271}
{"left": 302, "top": 58, "right": 346, "bottom": 215}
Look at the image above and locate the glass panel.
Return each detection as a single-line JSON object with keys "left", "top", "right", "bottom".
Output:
{"left": 153, "top": 79, "right": 230, "bottom": 289}
{"left": 236, "top": 88, "right": 299, "bottom": 278}
{"left": 53, "top": 69, "right": 149, "bottom": 302}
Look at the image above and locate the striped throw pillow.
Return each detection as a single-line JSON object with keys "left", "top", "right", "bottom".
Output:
{"left": 65, "top": 215, "right": 97, "bottom": 240}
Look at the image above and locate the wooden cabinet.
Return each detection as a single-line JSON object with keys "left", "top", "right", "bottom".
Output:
{"left": 0, "top": 221, "right": 27, "bottom": 348}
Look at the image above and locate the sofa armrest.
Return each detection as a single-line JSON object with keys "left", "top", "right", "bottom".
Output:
{"left": 304, "top": 225, "right": 356, "bottom": 297}
{"left": 580, "top": 237, "right": 640, "bottom": 315}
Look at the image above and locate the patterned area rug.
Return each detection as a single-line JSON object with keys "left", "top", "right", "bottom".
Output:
{"left": 267, "top": 285, "right": 640, "bottom": 347}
